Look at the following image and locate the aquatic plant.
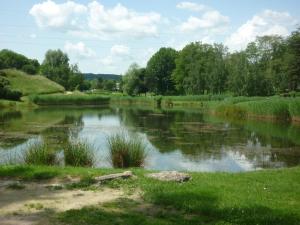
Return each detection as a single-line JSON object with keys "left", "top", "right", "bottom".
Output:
{"left": 108, "top": 132, "right": 147, "bottom": 168}
{"left": 64, "top": 140, "right": 95, "bottom": 167}
{"left": 23, "top": 142, "right": 57, "bottom": 166}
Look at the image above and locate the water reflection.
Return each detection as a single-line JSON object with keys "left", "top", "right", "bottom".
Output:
{"left": 0, "top": 106, "right": 299, "bottom": 172}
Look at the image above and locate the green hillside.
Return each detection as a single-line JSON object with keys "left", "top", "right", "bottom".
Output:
{"left": 0, "top": 69, "right": 64, "bottom": 95}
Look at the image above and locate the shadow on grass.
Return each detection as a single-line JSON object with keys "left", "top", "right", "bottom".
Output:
{"left": 56, "top": 194, "right": 300, "bottom": 225}
{"left": 143, "top": 190, "right": 300, "bottom": 225}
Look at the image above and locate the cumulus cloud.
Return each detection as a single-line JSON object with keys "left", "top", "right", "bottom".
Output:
{"left": 29, "top": 0, "right": 87, "bottom": 30}
{"left": 64, "top": 41, "right": 95, "bottom": 59}
{"left": 30, "top": 0, "right": 161, "bottom": 38}
{"left": 176, "top": 2, "right": 206, "bottom": 12}
{"left": 88, "top": 1, "right": 161, "bottom": 37}
{"left": 225, "top": 10, "right": 298, "bottom": 51}
{"left": 177, "top": 2, "right": 229, "bottom": 34}
{"left": 110, "top": 45, "right": 130, "bottom": 56}
{"left": 98, "top": 44, "right": 131, "bottom": 68}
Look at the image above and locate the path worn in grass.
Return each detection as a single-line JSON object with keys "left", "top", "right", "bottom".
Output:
{"left": 0, "top": 165, "right": 300, "bottom": 225}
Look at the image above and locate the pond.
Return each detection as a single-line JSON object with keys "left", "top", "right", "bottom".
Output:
{"left": 1, "top": 106, "right": 300, "bottom": 172}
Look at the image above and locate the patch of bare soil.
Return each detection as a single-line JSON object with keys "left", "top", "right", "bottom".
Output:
{"left": 0, "top": 178, "right": 126, "bottom": 225}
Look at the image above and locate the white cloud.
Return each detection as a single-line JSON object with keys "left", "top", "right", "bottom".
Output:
{"left": 176, "top": 2, "right": 206, "bottom": 12}
{"left": 87, "top": 1, "right": 160, "bottom": 38}
{"left": 110, "top": 45, "right": 130, "bottom": 56}
{"left": 99, "top": 56, "right": 114, "bottom": 66}
{"left": 180, "top": 10, "right": 229, "bottom": 32}
{"left": 30, "top": 1, "right": 161, "bottom": 38}
{"left": 225, "top": 10, "right": 298, "bottom": 51}
{"left": 64, "top": 41, "right": 95, "bottom": 59}
{"left": 29, "top": 0, "right": 87, "bottom": 30}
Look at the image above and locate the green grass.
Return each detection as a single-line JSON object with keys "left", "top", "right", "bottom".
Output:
{"left": 0, "top": 165, "right": 299, "bottom": 224}
{"left": 0, "top": 69, "right": 64, "bottom": 95}
{"left": 108, "top": 132, "right": 148, "bottom": 168}
{"left": 64, "top": 140, "right": 95, "bottom": 167}
{"left": 31, "top": 93, "right": 110, "bottom": 105}
{"left": 23, "top": 142, "right": 57, "bottom": 166}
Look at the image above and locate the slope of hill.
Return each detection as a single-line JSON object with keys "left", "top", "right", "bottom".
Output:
{"left": 0, "top": 69, "right": 65, "bottom": 95}
{"left": 83, "top": 73, "right": 121, "bottom": 81}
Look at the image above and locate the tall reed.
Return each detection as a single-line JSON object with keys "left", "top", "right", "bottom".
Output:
{"left": 64, "top": 140, "right": 95, "bottom": 167}
{"left": 23, "top": 142, "right": 57, "bottom": 165}
{"left": 108, "top": 132, "right": 147, "bottom": 168}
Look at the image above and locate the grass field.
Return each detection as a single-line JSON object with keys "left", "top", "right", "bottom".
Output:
{"left": 0, "top": 165, "right": 299, "bottom": 224}
{"left": 0, "top": 69, "right": 64, "bottom": 95}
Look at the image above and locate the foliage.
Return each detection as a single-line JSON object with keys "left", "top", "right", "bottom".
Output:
{"left": 64, "top": 140, "right": 95, "bottom": 167}
{"left": 172, "top": 42, "right": 227, "bottom": 95}
{"left": 146, "top": 47, "right": 178, "bottom": 95}
{"left": 0, "top": 74, "right": 22, "bottom": 100}
{"left": 41, "top": 49, "right": 86, "bottom": 91}
{"left": 108, "top": 132, "right": 147, "bottom": 168}
{"left": 23, "top": 142, "right": 57, "bottom": 166}
{"left": 122, "top": 63, "right": 148, "bottom": 96}
{"left": 0, "top": 49, "right": 40, "bottom": 74}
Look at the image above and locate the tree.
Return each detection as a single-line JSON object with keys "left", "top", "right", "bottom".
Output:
{"left": 0, "top": 49, "right": 40, "bottom": 74}
{"left": 41, "top": 49, "right": 86, "bottom": 90}
{"left": 146, "top": 48, "right": 177, "bottom": 95}
{"left": 123, "top": 63, "right": 148, "bottom": 96}
{"left": 286, "top": 28, "right": 300, "bottom": 91}
{"left": 172, "top": 42, "right": 227, "bottom": 95}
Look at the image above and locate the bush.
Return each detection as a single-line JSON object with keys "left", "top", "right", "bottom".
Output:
{"left": 0, "top": 75, "right": 22, "bottom": 100}
{"left": 23, "top": 143, "right": 57, "bottom": 166}
{"left": 108, "top": 132, "right": 147, "bottom": 168}
{"left": 64, "top": 140, "right": 95, "bottom": 167}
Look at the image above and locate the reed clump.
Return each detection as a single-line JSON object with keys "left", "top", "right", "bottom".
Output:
{"left": 108, "top": 132, "right": 147, "bottom": 168}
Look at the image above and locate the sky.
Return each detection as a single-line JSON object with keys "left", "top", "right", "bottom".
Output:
{"left": 0, "top": 0, "right": 299, "bottom": 74}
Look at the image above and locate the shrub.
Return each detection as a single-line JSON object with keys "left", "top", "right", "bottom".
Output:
{"left": 108, "top": 132, "right": 147, "bottom": 168}
{"left": 23, "top": 143, "right": 57, "bottom": 166}
{"left": 64, "top": 140, "right": 95, "bottom": 167}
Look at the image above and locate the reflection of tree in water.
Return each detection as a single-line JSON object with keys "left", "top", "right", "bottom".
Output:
{"left": 0, "top": 111, "right": 27, "bottom": 148}
{"left": 118, "top": 107, "right": 300, "bottom": 168}
{"left": 40, "top": 114, "right": 84, "bottom": 150}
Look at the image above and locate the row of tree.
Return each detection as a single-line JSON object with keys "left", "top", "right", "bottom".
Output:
{"left": 0, "top": 49, "right": 90, "bottom": 91}
{"left": 123, "top": 28, "right": 300, "bottom": 96}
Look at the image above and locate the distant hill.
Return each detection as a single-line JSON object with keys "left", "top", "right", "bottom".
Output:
{"left": 83, "top": 73, "right": 121, "bottom": 81}
{"left": 0, "top": 69, "right": 65, "bottom": 95}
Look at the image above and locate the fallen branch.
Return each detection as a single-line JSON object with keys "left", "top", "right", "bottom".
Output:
{"left": 94, "top": 171, "right": 133, "bottom": 182}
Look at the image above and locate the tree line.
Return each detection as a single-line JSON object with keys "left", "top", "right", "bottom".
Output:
{"left": 0, "top": 49, "right": 90, "bottom": 91}
{"left": 122, "top": 28, "right": 300, "bottom": 96}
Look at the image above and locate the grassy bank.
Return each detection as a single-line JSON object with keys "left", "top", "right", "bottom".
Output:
{"left": 0, "top": 69, "right": 64, "bottom": 95}
{"left": 0, "top": 165, "right": 299, "bottom": 224}
{"left": 109, "top": 95, "right": 300, "bottom": 123}
{"left": 30, "top": 93, "right": 110, "bottom": 106}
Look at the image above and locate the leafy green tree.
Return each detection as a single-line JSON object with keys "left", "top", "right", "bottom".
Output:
{"left": 41, "top": 49, "right": 86, "bottom": 91}
{"left": 286, "top": 28, "right": 300, "bottom": 91}
{"left": 0, "top": 49, "right": 40, "bottom": 74}
{"left": 172, "top": 42, "right": 227, "bottom": 95}
{"left": 146, "top": 48, "right": 177, "bottom": 95}
{"left": 123, "top": 63, "right": 148, "bottom": 96}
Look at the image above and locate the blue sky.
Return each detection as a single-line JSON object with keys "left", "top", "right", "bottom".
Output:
{"left": 0, "top": 0, "right": 299, "bottom": 74}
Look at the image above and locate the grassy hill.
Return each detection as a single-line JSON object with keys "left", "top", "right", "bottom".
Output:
{"left": 0, "top": 69, "right": 64, "bottom": 95}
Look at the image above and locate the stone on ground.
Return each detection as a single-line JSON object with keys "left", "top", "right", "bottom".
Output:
{"left": 146, "top": 171, "right": 191, "bottom": 182}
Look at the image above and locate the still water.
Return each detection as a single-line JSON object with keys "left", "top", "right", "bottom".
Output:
{"left": 1, "top": 106, "right": 300, "bottom": 172}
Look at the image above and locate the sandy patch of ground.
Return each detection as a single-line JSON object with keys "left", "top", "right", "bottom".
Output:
{"left": 0, "top": 179, "right": 126, "bottom": 225}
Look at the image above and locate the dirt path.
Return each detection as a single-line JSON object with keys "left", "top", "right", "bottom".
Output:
{"left": 0, "top": 179, "right": 127, "bottom": 225}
